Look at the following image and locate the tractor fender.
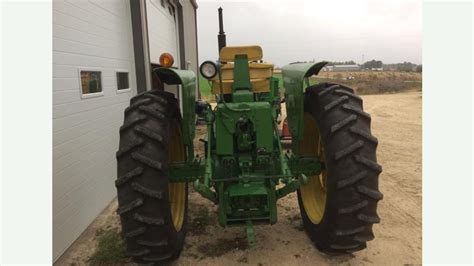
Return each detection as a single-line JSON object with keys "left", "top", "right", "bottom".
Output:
{"left": 154, "top": 67, "right": 196, "bottom": 150}
{"left": 281, "top": 62, "right": 327, "bottom": 153}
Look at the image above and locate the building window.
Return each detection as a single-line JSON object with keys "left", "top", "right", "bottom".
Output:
{"left": 116, "top": 72, "right": 130, "bottom": 91}
{"left": 80, "top": 70, "right": 102, "bottom": 95}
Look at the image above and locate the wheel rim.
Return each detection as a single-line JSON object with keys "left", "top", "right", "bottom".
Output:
{"left": 299, "top": 113, "right": 327, "bottom": 224}
{"left": 168, "top": 121, "right": 186, "bottom": 231}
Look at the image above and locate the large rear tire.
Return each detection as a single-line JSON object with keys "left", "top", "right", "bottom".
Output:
{"left": 115, "top": 90, "right": 188, "bottom": 264}
{"left": 297, "top": 83, "right": 382, "bottom": 254}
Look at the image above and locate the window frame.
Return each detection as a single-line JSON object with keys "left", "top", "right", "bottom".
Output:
{"left": 78, "top": 68, "right": 104, "bottom": 99}
{"left": 115, "top": 69, "right": 131, "bottom": 94}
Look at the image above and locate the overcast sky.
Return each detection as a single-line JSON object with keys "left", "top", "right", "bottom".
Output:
{"left": 196, "top": 0, "right": 422, "bottom": 67}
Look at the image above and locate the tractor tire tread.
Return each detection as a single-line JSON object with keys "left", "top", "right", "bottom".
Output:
{"left": 116, "top": 90, "right": 188, "bottom": 264}
{"left": 334, "top": 140, "right": 364, "bottom": 160}
{"left": 324, "top": 96, "right": 349, "bottom": 112}
{"left": 138, "top": 105, "right": 166, "bottom": 121}
{"left": 335, "top": 226, "right": 365, "bottom": 236}
{"left": 357, "top": 185, "right": 384, "bottom": 200}
{"left": 132, "top": 182, "right": 164, "bottom": 199}
{"left": 133, "top": 213, "right": 164, "bottom": 225}
{"left": 338, "top": 200, "right": 368, "bottom": 214}
{"left": 337, "top": 170, "right": 368, "bottom": 189}
{"left": 318, "top": 84, "right": 340, "bottom": 97}
{"left": 342, "top": 104, "right": 371, "bottom": 120}
{"left": 143, "top": 254, "right": 173, "bottom": 262}
{"left": 115, "top": 167, "right": 144, "bottom": 187}
{"left": 125, "top": 98, "right": 152, "bottom": 114}
{"left": 120, "top": 115, "right": 147, "bottom": 132}
{"left": 329, "top": 114, "right": 357, "bottom": 134}
{"left": 124, "top": 227, "right": 146, "bottom": 239}
{"left": 358, "top": 213, "right": 381, "bottom": 224}
{"left": 330, "top": 243, "right": 362, "bottom": 250}
{"left": 349, "top": 127, "right": 378, "bottom": 144}
{"left": 137, "top": 239, "right": 168, "bottom": 247}
{"left": 115, "top": 138, "right": 144, "bottom": 159}
{"left": 355, "top": 155, "right": 383, "bottom": 173}
{"left": 334, "top": 89, "right": 363, "bottom": 102}
{"left": 353, "top": 232, "right": 375, "bottom": 243}
{"left": 297, "top": 82, "right": 382, "bottom": 254}
{"left": 135, "top": 125, "right": 164, "bottom": 143}
{"left": 116, "top": 198, "right": 144, "bottom": 215}
{"left": 127, "top": 249, "right": 150, "bottom": 257}
{"left": 131, "top": 152, "right": 163, "bottom": 171}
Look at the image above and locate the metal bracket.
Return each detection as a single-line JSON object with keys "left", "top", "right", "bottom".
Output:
{"left": 245, "top": 220, "right": 256, "bottom": 247}
{"left": 169, "top": 159, "right": 205, "bottom": 183}
{"left": 276, "top": 174, "right": 308, "bottom": 199}
{"left": 286, "top": 154, "right": 322, "bottom": 177}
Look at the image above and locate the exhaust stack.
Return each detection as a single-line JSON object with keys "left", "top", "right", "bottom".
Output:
{"left": 218, "top": 7, "right": 226, "bottom": 53}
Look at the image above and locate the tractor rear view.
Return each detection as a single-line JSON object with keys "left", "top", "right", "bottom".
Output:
{"left": 115, "top": 7, "right": 382, "bottom": 264}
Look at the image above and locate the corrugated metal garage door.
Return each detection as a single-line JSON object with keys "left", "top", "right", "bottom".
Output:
{"left": 52, "top": 0, "right": 137, "bottom": 260}
{"left": 147, "top": 0, "right": 180, "bottom": 64}
{"left": 146, "top": 0, "right": 181, "bottom": 105}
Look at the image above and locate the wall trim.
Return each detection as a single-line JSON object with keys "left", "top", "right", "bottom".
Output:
{"left": 130, "top": 0, "right": 152, "bottom": 93}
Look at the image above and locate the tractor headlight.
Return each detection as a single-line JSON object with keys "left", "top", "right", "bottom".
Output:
{"left": 200, "top": 61, "right": 218, "bottom": 79}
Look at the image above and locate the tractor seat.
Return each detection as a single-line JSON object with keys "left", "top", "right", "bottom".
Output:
{"left": 220, "top": 45, "right": 263, "bottom": 62}
{"left": 211, "top": 45, "right": 274, "bottom": 94}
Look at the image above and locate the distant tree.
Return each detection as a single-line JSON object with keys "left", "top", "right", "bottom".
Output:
{"left": 326, "top": 60, "right": 357, "bottom": 66}
{"left": 397, "top": 61, "right": 416, "bottom": 72}
{"left": 363, "top": 60, "right": 383, "bottom": 69}
{"left": 416, "top": 65, "right": 422, "bottom": 73}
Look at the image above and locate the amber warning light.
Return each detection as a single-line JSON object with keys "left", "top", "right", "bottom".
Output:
{"left": 159, "top": 52, "right": 174, "bottom": 68}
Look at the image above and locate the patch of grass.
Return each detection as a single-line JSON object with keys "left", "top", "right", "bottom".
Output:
{"left": 199, "top": 71, "right": 421, "bottom": 97}
{"left": 88, "top": 228, "right": 127, "bottom": 265}
{"left": 314, "top": 76, "right": 422, "bottom": 95}
{"left": 272, "top": 73, "right": 284, "bottom": 89}
{"left": 199, "top": 74, "right": 212, "bottom": 96}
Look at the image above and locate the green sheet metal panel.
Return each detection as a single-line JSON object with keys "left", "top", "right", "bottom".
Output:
{"left": 281, "top": 62, "right": 327, "bottom": 153}
{"left": 215, "top": 102, "right": 273, "bottom": 156}
{"left": 154, "top": 67, "right": 196, "bottom": 149}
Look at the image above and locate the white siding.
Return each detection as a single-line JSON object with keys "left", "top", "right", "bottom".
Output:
{"left": 182, "top": 0, "right": 198, "bottom": 97}
{"left": 146, "top": 0, "right": 180, "bottom": 64}
{"left": 52, "top": 0, "right": 136, "bottom": 260}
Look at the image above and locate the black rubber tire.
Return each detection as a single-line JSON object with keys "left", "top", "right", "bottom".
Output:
{"left": 297, "top": 83, "right": 383, "bottom": 254}
{"left": 115, "top": 90, "right": 188, "bottom": 264}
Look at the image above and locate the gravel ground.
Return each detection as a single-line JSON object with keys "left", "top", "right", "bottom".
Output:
{"left": 56, "top": 91, "right": 422, "bottom": 265}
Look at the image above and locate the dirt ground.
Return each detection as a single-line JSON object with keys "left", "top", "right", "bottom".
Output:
{"left": 56, "top": 91, "right": 422, "bottom": 265}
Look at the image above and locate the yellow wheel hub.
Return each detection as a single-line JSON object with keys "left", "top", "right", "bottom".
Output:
{"left": 168, "top": 122, "right": 186, "bottom": 231}
{"left": 299, "top": 113, "right": 327, "bottom": 224}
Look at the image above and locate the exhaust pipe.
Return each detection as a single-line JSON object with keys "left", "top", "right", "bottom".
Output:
{"left": 217, "top": 7, "right": 226, "bottom": 53}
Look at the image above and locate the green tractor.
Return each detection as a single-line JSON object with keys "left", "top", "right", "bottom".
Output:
{"left": 115, "top": 8, "right": 382, "bottom": 264}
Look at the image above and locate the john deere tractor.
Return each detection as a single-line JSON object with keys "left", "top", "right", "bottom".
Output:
{"left": 115, "top": 8, "right": 382, "bottom": 264}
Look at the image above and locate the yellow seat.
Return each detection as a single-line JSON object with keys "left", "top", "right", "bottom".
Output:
{"left": 219, "top": 45, "right": 263, "bottom": 62}
{"left": 212, "top": 78, "right": 270, "bottom": 94}
{"left": 211, "top": 45, "right": 274, "bottom": 94}
{"left": 212, "top": 63, "right": 274, "bottom": 80}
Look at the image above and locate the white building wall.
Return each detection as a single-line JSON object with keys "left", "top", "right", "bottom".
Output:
{"left": 52, "top": 0, "right": 137, "bottom": 260}
{"left": 182, "top": 1, "right": 198, "bottom": 72}
{"left": 182, "top": 0, "right": 199, "bottom": 96}
{"left": 146, "top": 0, "right": 180, "bottom": 65}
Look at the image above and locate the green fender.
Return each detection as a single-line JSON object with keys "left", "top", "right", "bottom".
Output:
{"left": 281, "top": 61, "right": 327, "bottom": 153}
{"left": 154, "top": 67, "right": 196, "bottom": 155}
